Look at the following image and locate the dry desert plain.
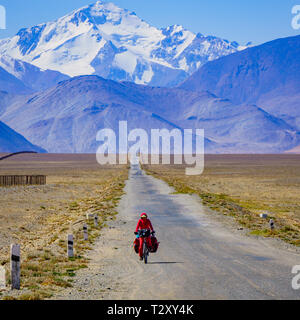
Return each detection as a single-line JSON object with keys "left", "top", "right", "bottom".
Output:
{"left": 0, "top": 153, "right": 128, "bottom": 299}
{"left": 0, "top": 154, "right": 300, "bottom": 299}
{"left": 143, "top": 154, "right": 300, "bottom": 246}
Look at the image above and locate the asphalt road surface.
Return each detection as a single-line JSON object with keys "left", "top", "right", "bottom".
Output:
{"left": 55, "top": 164, "right": 300, "bottom": 300}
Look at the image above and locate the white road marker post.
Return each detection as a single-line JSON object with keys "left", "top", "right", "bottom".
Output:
{"left": 94, "top": 215, "right": 99, "bottom": 227}
{"left": 260, "top": 213, "right": 268, "bottom": 219}
{"left": 0, "top": 266, "right": 6, "bottom": 289}
{"left": 86, "top": 212, "right": 93, "bottom": 220}
{"left": 83, "top": 224, "right": 88, "bottom": 241}
{"left": 269, "top": 219, "right": 275, "bottom": 231}
{"left": 10, "top": 244, "right": 20, "bottom": 290}
{"left": 67, "top": 235, "right": 74, "bottom": 258}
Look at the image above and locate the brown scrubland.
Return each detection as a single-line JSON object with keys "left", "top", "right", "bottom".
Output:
{"left": 143, "top": 154, "right": 300, "bottom": 247}
{"left": 0, "top": 154, "right": 128, "bottom": 300}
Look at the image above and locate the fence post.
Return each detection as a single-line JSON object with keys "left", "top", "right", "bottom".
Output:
{"left": 0, "top": 266, "right": 5, "bottom": 289}
{"left": 83, "top": 224, "right": 88, "bottom": 241}
{"left": 94, "top": 215, "right": 99, "bottom": 227}
{"left": 10, "top": 244, "right": 20, "bottom": 290}
{"left": 67, "top": 235, "right": 74, "bottom": 258}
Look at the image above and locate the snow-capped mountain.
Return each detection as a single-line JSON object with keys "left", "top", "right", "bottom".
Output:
{"left": 1, "top": 75, "right": 298, "bottom": 154}
{"left": 0, "top": 1, "right": 245, "bottom": 87}
{"left": 1, "top": 1, "right": 297, "bottom": 154}
{"left": 0, "top": 55, "right": 69, "bottom": 92}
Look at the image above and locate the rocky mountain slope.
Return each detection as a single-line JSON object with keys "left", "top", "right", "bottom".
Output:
{"left": 0, "top": 1, "right": 245, "bottom": 87}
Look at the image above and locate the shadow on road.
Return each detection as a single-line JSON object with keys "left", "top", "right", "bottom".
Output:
{"left": 147, "top": 262, "right": 184, "bottom": 265}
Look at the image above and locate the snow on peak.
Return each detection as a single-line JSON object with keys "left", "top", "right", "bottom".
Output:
{"left": 0, "top": 1, "right": 247, "bottom": 86}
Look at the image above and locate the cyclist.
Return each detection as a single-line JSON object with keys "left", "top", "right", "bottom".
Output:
{"left": 135, "top": 213, "right": 155, "bottom": 260}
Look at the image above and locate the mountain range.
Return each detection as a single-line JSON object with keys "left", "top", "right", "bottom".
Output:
{"left": 0, "top": 55, "right": 69, "bottom": 92}
{"left": 0, "top": 1, "right": 299, "bottom": 154}
{"left": 1, "top": 75, "right": 298, "bottom": 154}
{"left": 181, "top": 35, "right": 300, "bottom": 130}
{"left": 0, "top": 1, "right": 245, "bottom": 87}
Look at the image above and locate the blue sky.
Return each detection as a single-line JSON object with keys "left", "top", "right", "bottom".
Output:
{"left": 0, "top": 0, "right": 299, "bottom": 45}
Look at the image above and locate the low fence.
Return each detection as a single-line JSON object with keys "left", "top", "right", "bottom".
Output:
{"left": 0, "top": 175, "right": 46, "bottom": 186}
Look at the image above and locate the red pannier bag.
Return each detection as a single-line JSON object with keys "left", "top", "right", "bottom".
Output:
{"left": 149, "top": 235, "right": 160, "bottom": 253}
{"left": 133, "top": 238, "right": 139, "bottom": 254}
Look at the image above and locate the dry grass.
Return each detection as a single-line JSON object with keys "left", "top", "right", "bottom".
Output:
{"left": 143, "top": 154, "right": 300, "bottom": 246}
{"left": 0, "top": 154, "right": 128, "bottom": 300}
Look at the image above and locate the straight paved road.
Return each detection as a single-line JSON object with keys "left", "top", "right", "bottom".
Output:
{"left": 55, "top": 164, "right": 300, "bottom": 300}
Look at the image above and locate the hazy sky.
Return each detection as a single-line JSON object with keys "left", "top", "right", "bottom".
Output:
{"left": 0, "top": 0, "right": 299, "bottom": 45}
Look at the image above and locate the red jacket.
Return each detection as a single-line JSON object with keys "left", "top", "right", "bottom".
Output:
{"left": 135, "top": 218, "right": 154, "bottom": 233}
